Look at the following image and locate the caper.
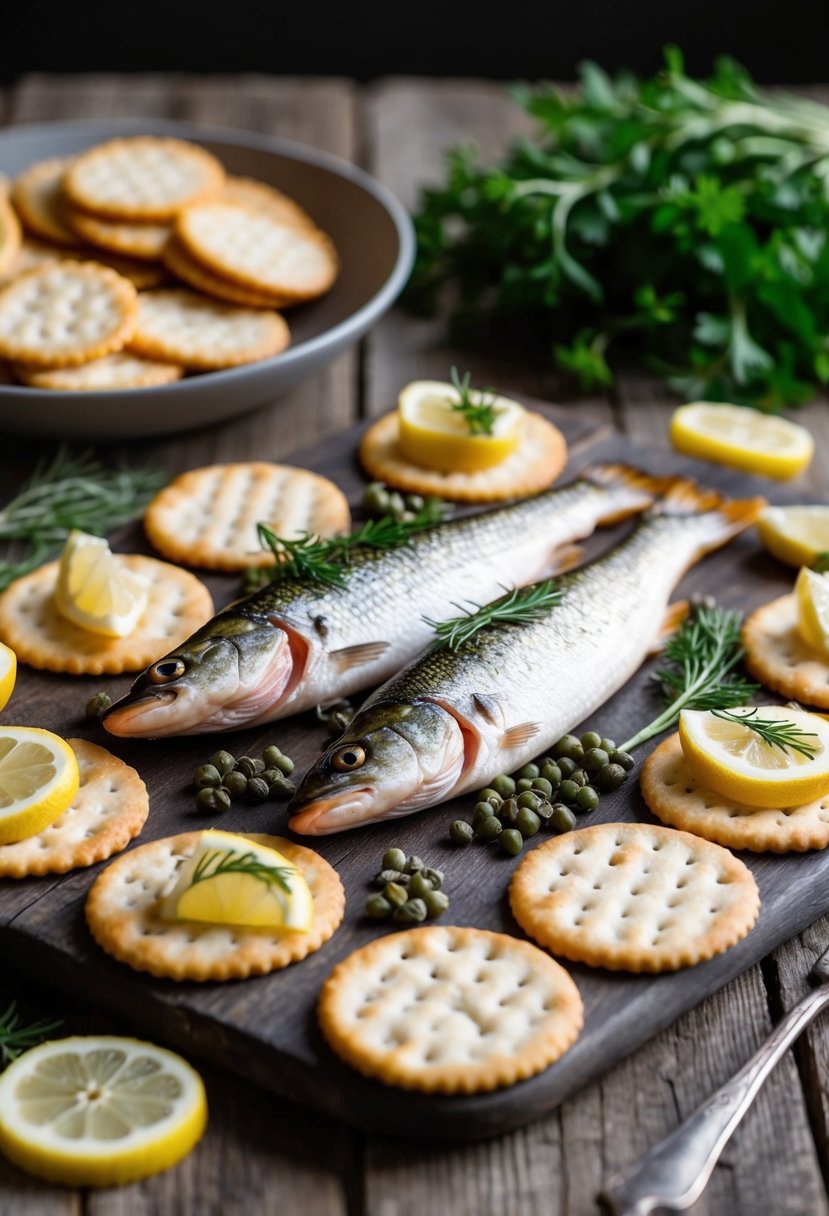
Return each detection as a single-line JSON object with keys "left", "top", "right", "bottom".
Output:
{"left": 535, "top": 798, "right": 554, "bottom": 820}
{"left": 553, "top": 734, "right": 584, "bottom": 762}
{"left": 558, "top": 779, "right": 581, "bottom": 804}
{"left": 569, "top": 769, "right": 587, "bottom": 788}
{"left": 210, "top": 749, "right": 236, "bottom": 777}
{"left": 557, "top": 757, "right": 578, "bottom": 779}
{"left": 600, "top": 737, "right": 617, "bottom": 754}
{"left": 531, "top": 777, "right": 553, "bottom": 799}
{"left": 409, "top": 870, "right": 433, "bottom": 899}
{"left": 362, "top": 482, "right": 390, "bottom": 515}
{"left": 405, "top": 493, "right": 425, "bottom": 512}
{"left": 382, "top": 847, "right": 407, "bottom": 872}
{"left": 246, "top": 776, "right": 270, "bottom": 803}
{"left": 515, "top": 807, "right": 541, "bottom": 838}
{"left": 235, "top": 756, "right": 258, "bottom": 778}
{"left": 365, "top": 894, "right": 392, "bottom": 919}
{"left": 540, "top": 761, "right": 562, "bottom": 787}
{"left": 85, "top": 691, "right": 112, "bottom": 720}
{"left": 193, "top": 764, "right": 221, "bottom": 790}
{"left": 575, "top": 785, "right": 599, "bottom": 813}
{"left": 478, "top": 787, "right": 503, "bottom": 808}
{"left": 610, "top": 749, "right": 635, "bottom": 772}
{"left": 517, "top": 790, "right": 542, "bottom": 811}
{"left": 580, "top": 730, "right": 603, "bottom": 751}
{"left": 491, "top": 774, "right": 516, "bottom": 798}
{"left": 500, "top": 828, "right": 523, "bottom": 856}
{"left": 253, "top": 758, "right": 266, "bottom": 775}
{"left": 475, "top": 800, "right": 495, "bottom": 819}
{"left": 499, "top": 797, "right": 519, "bottom": 825}
{"left": 473, "top": 804, "right": 496, "bottom": 832}
{"left": 596, "top": 762, "right": 627, "bottom": 792}
{"left": 583, "top": 747, "right": 609, "bottom": 774}
{"left": 422, "top": 867, "right": 443, "bottom": 889}
{"left": 269, "top": 776, "right": 296, "bottom": 799}
{"left": 405, "top": 854, "right": 424, "bottom": 874}
{"left": 515, "top": 762, "right": 539, "bottom": 780}
{"left": 195, "top": 787, "right": 231, "bottom": 814}
{"left": 551, "top": 804, "right": 576, "bottom": 833}
{"left": 476, "top": 815, "right": 503, "bottom": 842}
{"left": 261, "top": 768, "right": 282, "bottom": 788}
{"left": 450, "top": 819, "right": 474, "bottom": 845}
{"left": 392, "top": 897, "right": 428, "bottom": 924}
{"left": 383, "top": 882, "right": 409, "bottom": 907}
{"left": 423, "top": 889, "right": 450, "bottom": 918}
{"left": 273, "top": 754, "right": 294, "bottom": 776}
{"left": 388, "top": 491, "right": 407, "bottom": 517}
{"left": 262, "top": 744, "right": 283, "bottom": 768}
{"left": 516, "top": 778, "right": 534, "bottom": 793}
{"left": 222, "top": 770, "right": 248, "bottom": 800}
{"left": 373, "top": 868, "right": 408, "bottom": 888}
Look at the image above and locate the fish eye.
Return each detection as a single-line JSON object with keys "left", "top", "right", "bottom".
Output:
{"left": 149, "top": 658, "right": 186, "bottom": 684}
{"left": 331, "top": 745, "right": 366, "bottom": 772}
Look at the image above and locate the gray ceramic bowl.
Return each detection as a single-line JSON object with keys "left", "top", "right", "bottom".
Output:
{"left": 0, "top": 118, "right": 415, "bottom": 439}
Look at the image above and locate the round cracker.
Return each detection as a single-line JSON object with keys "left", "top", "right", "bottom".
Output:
{"left": 163, "top": 236, "right": 291, "bottom": 309}
{"left": 10, "top": 157, "right": 77, "bottom": 247}
{"left": 359, "top": 409, "right": 568, "bottom": 503}
{"left": 65, "top": 137, "right": 225, "bottom": 222}
{"left": 176, "top": 202, "right": 337, "bottom": 301}
{"left": 13, "top": 352, "right": 182, "bottom": 391}
{"left": 642, "top": 732, "right": 829, "bottom": 853}
{"left": 128, "top": 287, "right": 289, "bottom": 370}
{"left": 0, "top": 739, "right": 148, "bottom": 877}
{"left": 221, "top": 176, "right": 316, "bottom": 231}
{"left": 144, "top": 461, "right": 351, "bottom": 571}
{"left": 318, "top": 925, "right": 582, "bottom": 1094}
{"left": 510, "top": 823, "right": 760, "bottom": 973}
{"left": 0, "top": 194, "right": 22, "bottom": 279}
{"left": 66, "top": 207, "right": 171, "bottom": 260}
{"left": 743, "top": 593, "right": 829, "bottom": 708}
{"left": 0, "top": 261, "right": 137, "bottom": 368}
{"left": 0, "top": 554, "right": 213, "bottom": 675}
{"left": 86, "top": 832, "right": 344, "bottom": 981}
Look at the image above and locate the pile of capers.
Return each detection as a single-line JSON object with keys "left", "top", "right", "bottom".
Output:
{"left": 449, "top": 731, "right": 634, "bottom": 857}
{"left": 192, "top": 745, "right": 296, "bottom": 814}
{"left": 361, "top": 482, "right": 449, "bottom": 524}
{"left": 365, "top": 848, "right": 449, "bottom": 924}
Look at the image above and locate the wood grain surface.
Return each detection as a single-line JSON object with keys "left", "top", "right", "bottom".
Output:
{"left": 1, "top": 73, "right": 828, "bottom": 1215}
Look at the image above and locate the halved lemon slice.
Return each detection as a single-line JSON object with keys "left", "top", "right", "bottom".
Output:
{"left": 55, "top": 530, "right": 149, "bottom": 638}
{"left": 0, "top": 726, "right": 79, "bottom": 844}
{"left": 795, "top": 566, "right": 829, "bottom": 657}
{"left": 398, "top": 379, "right": 525, "bottom": 473}
{"left": 0, "top": 642, "right": 16, "bottom": 712}
{"left": 757, "top": 505, "right": 829, "bottom": 568}
{"left": 161, "top": 829, "right": 313, "bottom": 931}
{"left": 670, "top": 402, "right": 814, "bottom": 480}
{"left": 679, "top": 705, "right": 829, "bottom": 807}
{"left": 0, "top": 1035, "right": 207, "bottom": 1187}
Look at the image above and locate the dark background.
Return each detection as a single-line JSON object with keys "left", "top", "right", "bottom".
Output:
{"left": 2, "top": 0, "right": 828, "bottom": 83}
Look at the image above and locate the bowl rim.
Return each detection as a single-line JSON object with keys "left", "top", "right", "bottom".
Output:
{"left": 0, "top": 116, "right": 416, "bottom": 400}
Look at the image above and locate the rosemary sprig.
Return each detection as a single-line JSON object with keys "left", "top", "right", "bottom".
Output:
{"left": 425, "top": 579, "right": 562, "bottom": 651}
{"left": 0, "top": 1001, "right": 62, "bottom": 1068}
{"left": 0, "top": 447, "right": 166, "bottom": 592}
{"left": 449, "top": 367, "right": 498, "bottom": 436}
{"left": 620, "top": 602, "right": 759, "bottom": 752}
{"left": 710, "top": 707, "right": 819, "bottom": 759}
{"left": 191, "top": 849, "right": 292, "bottom": 894}
{"left": 813, "top": 552, "right": 829, "bottom": 574}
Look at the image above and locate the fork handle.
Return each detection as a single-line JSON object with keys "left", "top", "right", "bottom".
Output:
{"left": 599, "top": 983, "right": 829, "bottom": 1216}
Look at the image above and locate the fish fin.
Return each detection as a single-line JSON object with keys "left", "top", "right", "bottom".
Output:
{"left": 648, "top": 478, "right": 767, "bottom": 558}
{"left": 501, "top": 722, "right": 541, "bottom": 748}
{"left": 329, "top": 641, "right": 390, "bottom": 671}
{"left": 647, "top": 600, "right": 690, "bottom": 656}
{"left": 472, "top": 692, "right": 501, "bottom": 725}
{"left": 581, "top": 463, "right": 674, "bottom": 524}
{"left": 545, "top": 542, "right": 584, "bottom": 575}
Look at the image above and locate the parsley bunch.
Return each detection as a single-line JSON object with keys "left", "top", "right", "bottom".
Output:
{"left": 409, "top": 46, "right": 829, "bottom": 411}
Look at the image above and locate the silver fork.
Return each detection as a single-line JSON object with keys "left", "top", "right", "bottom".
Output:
{"left": 599, "top": 944, "right": 829, "bottom": 1215}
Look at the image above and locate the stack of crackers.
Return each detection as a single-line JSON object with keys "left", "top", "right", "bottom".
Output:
{"left": 0, "top": 136, "right": 338, "bottom": 389}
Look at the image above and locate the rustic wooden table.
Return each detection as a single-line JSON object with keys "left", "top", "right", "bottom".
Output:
{"left": 1, "top": 73, "right": 829, "bottom": 1216}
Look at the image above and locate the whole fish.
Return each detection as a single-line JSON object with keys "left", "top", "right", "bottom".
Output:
{"left": 289, "top": 480, "right": 764, "bottom": 834}
{"left": 103, "top": 464, "right": 662, "bottom": 738}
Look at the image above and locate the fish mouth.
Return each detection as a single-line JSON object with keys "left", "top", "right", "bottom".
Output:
{"left": 103, "top": 690, "right": 177, "bottom": 738}
{"left": 289, "top": 787, "right": 374, "bottom": 834}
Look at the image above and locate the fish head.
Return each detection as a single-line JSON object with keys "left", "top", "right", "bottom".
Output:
{"left": 289, "top": 700, "right": 464, "bottom": 834}
{"left": 103, "top": 614, "right": 297, "bottom": 737}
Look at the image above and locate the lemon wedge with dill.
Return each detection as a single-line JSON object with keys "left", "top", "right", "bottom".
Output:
{"left": 398, "top": 378, "right": 525, "bottom": 473}
{"left": 670, "top": 402, "right": 814, "bottom": 480}
{"left": 0, "top": 1035, "right": 207, "bottom": 1187}
{"left": 161, "top": 829, "right": 313, "bottom": 931}
{"left": 55, "top": 530, "right": 148, "bottom": 638}
{"left": 0, "top": 726, "right": 79, "bottom": 844}
{"left": 679, "top": 706, "right": 829, "bottom": 808}
{"left": 795, "top": 566, "right": 829, "bottom": 657}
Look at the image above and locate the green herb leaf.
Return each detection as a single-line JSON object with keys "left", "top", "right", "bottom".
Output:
{"left": 710, "top": 707, "right": 819, "bottom": 759}
{"left": 425, "top": 579, "right": 562, "bottom": 651}
{"left": 448, "top": 368, "right": 498, "bottom": 436}
{"left": 0, "top": 1001, "right": 63, "bottom": 1068}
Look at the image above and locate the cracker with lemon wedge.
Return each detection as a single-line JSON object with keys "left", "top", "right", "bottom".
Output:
{"left": 86, "top": 831, "right": 344, "bottom": 981}
{"left": 743, "top": 584, "right": 829, "bottom": 710}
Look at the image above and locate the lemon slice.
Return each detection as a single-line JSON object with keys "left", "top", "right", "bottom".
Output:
{"left": 0, "top": 642, "right": 16, "bottom": 712}
{"left": 397, "top": 379, "right": 525, "bottom": 473}
{"left": 795, "top": 566, "right": 829, "bottom": 656}
{"left": 670, "top": 402, "right": 814, "bottom": 480}
{"left": 161, "top": 829, "right": 313, "bottom": 931}
{"left": 55, "top": 530, "right": 149, "bottom": 638}
{"left": 757, "top": 505, "right": 829, "bottom": 568}
{"left": 0, "top": 1035, "right": 207, "bottom": 1187}
{"left": 679, "top": 706, "right": 829, "bottom": 807}
{"left": 0, "top": 726, "right": 79, "bottom": 845}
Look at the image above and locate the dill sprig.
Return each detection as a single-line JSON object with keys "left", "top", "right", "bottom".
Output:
{"left": 620, "top": 602, "right": 759, "bottom": 752}
{"left": 711, "top": 707, "right": 819, "bottom": 759}
{"left": 449, "top": 367, "right": 498, "bottom": 436}
{"left": 0, "top": 447, "right": 166, "bottom": 592}
{"left": 812, "top": 552, "right": 829, "bottom": 574}
{"left": 191, "top": 849, "right": 292, "bottom": 894}
{"left": 0, "top": 1001, "right": 62, "bottom": 1068}
{"left": 425, "top": 579, "right": 562, "bottom": 651}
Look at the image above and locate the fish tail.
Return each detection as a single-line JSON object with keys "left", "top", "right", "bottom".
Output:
{"left": 649, "top": 475, "right": 767, "bottom": 555}
{"left": 581, "top": 462, "right": 676, "bottom": 524}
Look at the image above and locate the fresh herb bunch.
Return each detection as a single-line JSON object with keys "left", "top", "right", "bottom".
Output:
{"left": 711, "top": 707, "right": 819, "bottom": 758}
{"left": 409, "top": 46, "right": 829, "bottom": 411}
{"left": 449, "top": 367, "right": 497, "bottom": 435}
{"left": 0, "top": 1001, "right": 62, "bottom": 1068}
{"left": 426, "top": 579, "right": 562, "bottom": 651}
{"left": 0, "top": 447, "right": 166, "bottom": 591}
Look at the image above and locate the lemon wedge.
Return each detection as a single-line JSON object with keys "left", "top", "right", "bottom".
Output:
{"left": 757, "top": 506, "right": 829, "bottom": 568}
{"left": 0, "top": 1035, "right": 207, "bottom": 1187}
{"left": 55, "top": 530, "right": 149, "bottom": 638}
{"left": 679, "top": 706, "right": 829, "bottom": 807}
{"left": 0, "top": 642, "right": 16, "bottom": 712}
{"left": 398, "top": 379, "right": 525, "bottom": 473}
{"left": 670, "top": 402, "right": 814, "bottom": 480}
{"left": 161, "top": 829, "right": 313, "bottom": 931}
{"left": 795, "top": 566, "right": 829, "bottom": 657}
{"left": 0, "top": 726, "right": 79, "bottom": 844}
